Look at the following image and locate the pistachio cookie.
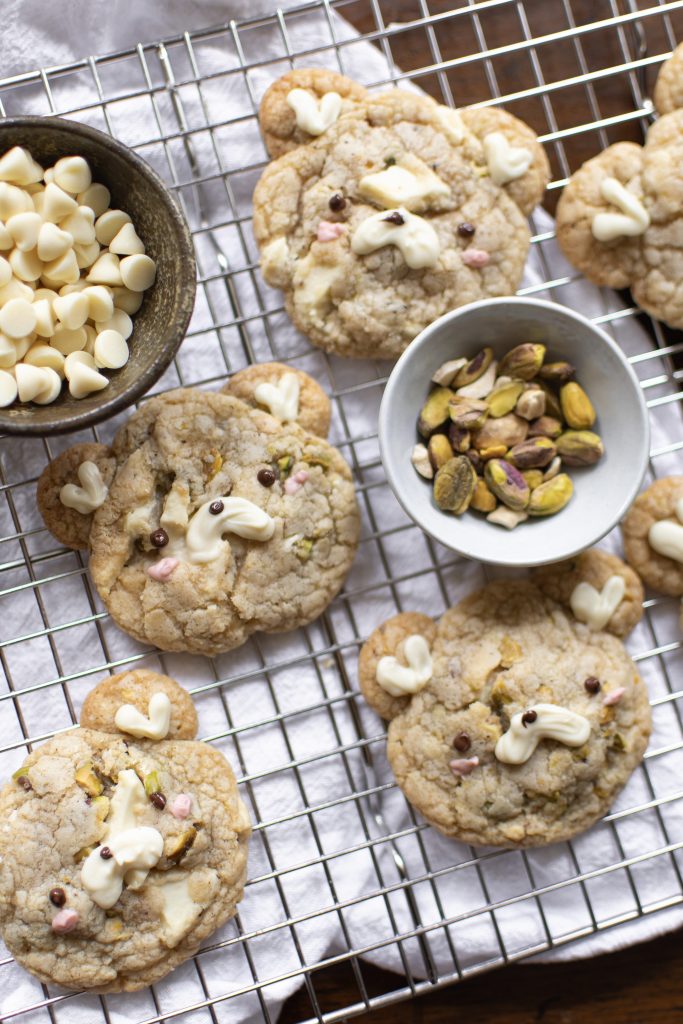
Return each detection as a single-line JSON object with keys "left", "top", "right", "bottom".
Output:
{"left": 532, "top": 548, "right": 644, "bottom": 638}
{"left": 0, "top": 671, "right": 251, "bottom": 992}
{"left": 556, "top": 49, "right": 683, "bottom": 329}
{"left": 37, "top": 442, "right": 117, "bottom": 551}
{"left": 358, "top": 580, "right": 650, "bottom": 847}
{"left": 222, "top": 361, "right": 331, "bottom": 437}
{"left": 622, "top": 476, "right": 683, "bottom": 596}
{"left": 253, "top": 82, "right": 548, "bottom": 359}
{"left": 37, "top": 383, "right": 359, "bottom": 655}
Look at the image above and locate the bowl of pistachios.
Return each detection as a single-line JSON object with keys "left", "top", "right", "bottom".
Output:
{"left": 379, "top": 296, "right": 649, "bottom": 567}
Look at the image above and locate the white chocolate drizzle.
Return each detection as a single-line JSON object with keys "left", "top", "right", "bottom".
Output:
{"left": 286, "top": 88, "right": 342, "bottom": 136}
{"left": 114, "top": 691, "right": 172, "bottom": 740}
{"left": 434, "top": 105, "right": 466, "bottom": 144}
{"left": 254, "top": 371, "right": 300, "bottom": 422}
{"left": 163, "top": 496, "right": 275, "bottom": 565}
{"left": 648, "top": 497, "right": 683, "bottom": 564}
{"left": 482, "top": 131, "right": 532, "bottom": 186}
{"left": 59, "top": 460, "right": 108, "bottom": 514}
{"left": 569, "top": 575, "right": 626, "bottom": 631}
{"left": 592, "top": 177, "right": 650, "bottom": 242}
{"left": 495, "top": 703, "right": 591, "bottom": 765}
{"left": 352, "top": 208, "right": 440, "bottom": 269}
{"left": 359, "top": 154, "right": 449, "bottom": 211}
{"left": 376, "top": 634, "right": 433, "bottom": 697}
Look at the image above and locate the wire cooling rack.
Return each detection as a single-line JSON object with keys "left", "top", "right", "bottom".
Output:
{"left": 2, "top": 1, "right": 683, "bottom": 1022}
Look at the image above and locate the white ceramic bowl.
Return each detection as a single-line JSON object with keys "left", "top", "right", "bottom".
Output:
{"left": 379, "top": 297, "right": 650, "bottom": 567}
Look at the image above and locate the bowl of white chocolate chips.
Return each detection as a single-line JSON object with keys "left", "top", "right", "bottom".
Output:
{"left": 0, "top": 116, "right": 196, "bottom": 435}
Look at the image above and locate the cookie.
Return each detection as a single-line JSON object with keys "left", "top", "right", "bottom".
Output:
{"left": 253, "top": 84, "right": 548, "bottom": 359}
{"left": 556, "top": 48, "right": 683, "bottom": 331}
{"left": 358, "top": 580, "right": 650, "bottom": 846}
{"left": 38, "top": 387, "right": 359, "bottom": 655}
{"left": 222, "top": 361, "right": 331, "bottom": 437}
{"left": 532, "top": 548, "right": 644, "bottom": 638}
{"left": 0, "top": 672, "right": 250, "bottom": 992}
{"left": 37, "top": 442, "right": 117, "bottom": 550}
{"left": 622, "top": 475, "right": 683, "bottom": 596}
{"left": 357, "top": 611, "right": 437, "bottom": 722}
{"left": 80, "top": 669, "right": 198, "bottom": 740}
{"left": 259, "top": 67, "right": 369, "bottom": 158}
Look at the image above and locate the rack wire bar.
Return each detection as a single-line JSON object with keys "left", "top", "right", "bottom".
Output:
{"left": 1, "top": 1, "right": 683, "bottom": 1022}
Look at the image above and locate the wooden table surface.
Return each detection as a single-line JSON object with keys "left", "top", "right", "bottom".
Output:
{"left": 280, "top": 1, "right": 683, "bottom": 1020}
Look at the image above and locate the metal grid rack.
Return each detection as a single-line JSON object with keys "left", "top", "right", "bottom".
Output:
{"left": 1, "top": 1, "right": 683, "bottom": 1021}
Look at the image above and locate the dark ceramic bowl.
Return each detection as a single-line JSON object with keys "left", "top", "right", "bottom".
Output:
{"left": 0, "top": 116, "right": 196, "bottom": 436}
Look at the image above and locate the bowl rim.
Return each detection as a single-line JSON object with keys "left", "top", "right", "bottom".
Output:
{"left": 0, "top": 114, "right": 196, "bottom": 437}
{"left": 378, "top": 295, "right": 651, "bottom": 567}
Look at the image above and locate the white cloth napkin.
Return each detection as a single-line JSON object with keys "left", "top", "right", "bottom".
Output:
{"left": 0, "top": 3, "right": 682, "bottom": 1023}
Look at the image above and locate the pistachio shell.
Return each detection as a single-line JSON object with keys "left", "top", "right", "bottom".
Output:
{"left": 556, "top": 429, "right": 604, "bottom": 466}
{"left": 453, "top": 346, "right": 493, "bottom": 388}
{"left": 433, "top": 456, "right": 477, "bottom": 514}
{"left": 484, "top": 459, "right": 530, "bottom": 511}
{"left": 559, "top": 382, "right": 596, "bottom": 430}
{"left": 498, "top": 343, "right": 545, "bottom": 380}
{"left": 527, "top": 473, "right": 574, "bottom": 516}
{"left": 507, "top": 436, "right": 557, "bottom": 470}
{"left": 428, "top": 433, "right": 454, "bottom": 469}
{"left": 418, "top": 386, "right": 454, "bottom": 437}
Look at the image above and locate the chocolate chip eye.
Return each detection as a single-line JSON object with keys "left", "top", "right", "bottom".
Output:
{"left": 453, "top": 732, "right": 471, "bottom": 752}
{"left": 384, "top": 211, "right": 404, "bottom": 225}
{"left": 149, "top": 792, "right": 166, "bottom": 810}
{"left": 15, "top": 775, "right": 31, "bottom": 791}
{"left": 584, "top": 676, "right": 601, "bottom": 695}
{"left": 99, "top": 846, "right": 113, "bottom": 860}
{"left": 209, "top": 500, "right": 224, "bottom": 515}
{"left": 49, "top": 887, "right": 66, "bottom": 907}
{"left": 521, "top": 710, "right": 538, "bottom": 727}
{"left": 457, "top": 222, "right": 476, "bottom": 238}
{"left": 257, "top": 468, "right": 276, "bottom": 487}
{"left": 150, "top": 528, "right": 169, "bottom": 548}
{"left": 329, "top": 193, "right": 346, "bottom": 212}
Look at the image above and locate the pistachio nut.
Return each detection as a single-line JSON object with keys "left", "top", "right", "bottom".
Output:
{"left": 486, "top": 378, "right": 524, "bottom": 418}
{"left": 411, "top": 443, "right": 433, "bottom": 480}
{"left": 556, "top": 429, "right": 604, "bottom": 466}
{"left": 515, "top": 387, "right": 546, "bottom": 421}
{"left": 449, "top": 395, "right": 488, "bottom": 430}
{"left": 465, "top": 448, "right": 483, "bottom": 474}
{"left": 428, "top": 433, "right": 454, "bottom": 470}
{"left": 528, "top": 415, "right": 562, "bottom": 439}
{"left": 497, "top": 343, "right": 546, "bottom": 381}
{"left": 527, "top": 473, "right": 574, "bottom": 516}
{"left": 538, "top": 360, "right": 575, "bottom": 385}
{"left": 543, "top": 455, "right": 562, "bottom": 481}
{"left": 166, "top": 826, "right": 198, "bottom": 863}
{"left": 455, "top": 358, "right": 497, "bottom": 399}
{"left": 453, "top": 346, "right": 493, "bottom": 388}
{"left": 484, "top": 459, "right": 530, "bottom": 511}
{"left": 479, "top": 444, "right": 509, "bottom": 461}
{"left": 470, "top": 478, "right": 497, "bottom": 513}
{"left": 472, "top": 412, "right": 528, "bottom": 451}
{"left": 431, "top": 357, "right": 467, "bottom": 386}
{"left": 559, "top": 382, "right": 596, "bottom": 429}
{"left": 75, "top": 761, "right": 104, "bottom": 797}
{"left": 448, "top": 423, "right": 471, "bottom": 454}
{"left": 522, "top": 469, "right": 544, "bottom": 490}
{"left": 507, "top": 436, "right": 557, "bottom": 470}
{"left": 486, "top": 506, "right": 528, "bottom": 529}
{"left": 418, "top": 386, "right": 454, "bottom": 437}
{"left": 536, "top": 381, "right": 563, "bottom": 421}
{"left": 433, "top": 456, "right": 477, "bottom": 514}
{"left": 294, "top": 537, "right": 314, "bottom": 561}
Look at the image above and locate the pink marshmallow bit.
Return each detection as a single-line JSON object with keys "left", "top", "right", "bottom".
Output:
{"left": 284, "top": 470, "right": 309, "bottom": 495}
{"left": 317, "top": 220, "right": 345, "bottom": 242}
{"left": 449, "top": 756, "right": 479, "bottom": 776}
{"left": 52, "top": 908, "right": 79, "bottom": 934}
{"left": 147, "top": 557, "right": 180, "bottom": 582}
{"left": 461, "top": 247, "right": 490, "bottom": 268}
{"left": 602, "top": 687, "right": 626, "bottom": 707}
{"left": 170, "top": 794, "right": 193, "bottom": 819}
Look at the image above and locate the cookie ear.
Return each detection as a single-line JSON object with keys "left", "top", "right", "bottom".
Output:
{"left": 36, "top": 442, "right": 116, "bottom": 551}
{"left": 80, "top": 670, "right": 198, "bottom": 741}
{"left": 222, "top": 361, "right": 331, "bottom": 437}
{"left": 358, "top": 612, "right": 438, "bottom": 721}
{"left": 654, "top": 42, "right": 683, "bottom": 115}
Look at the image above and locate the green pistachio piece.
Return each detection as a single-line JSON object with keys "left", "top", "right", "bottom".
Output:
{"left": 538, "top": 360, "right": 575, "bottom": 384}
{"left": 528, "top": 415, "right": 563, "bottom": 440}
{"left": 484, "top": 459, "right": 530, "bottom": 511}
{"left": 448, "top": 424, "right": 471, "bottom": 454}
{"left": 277, "top": 455, "right": 294, "bottom": 478}
{"left": 448, "top": 395, "right": 488, "bottom": 430}
{"left": 294, "top": 538, "right": 314, "bottom": 561}
{"left": 486, "top": 379, "right": 525, "bottom": 418}
{"left": 527, "top": 473, "right": 574, "bottom": 516}
{"left": 428, "top": 433, "right": 454, "bottom": 470}
{"left": 453, "top": 347, "right": 494, "bottom": 388}
{"left": 417, "top": 386, "right": 454, "bottom": 437}
{"left": 506, "top": 436, "right": 557, "bottom": 470}
{"left": 470, "top": 478, "right": 497, "bottom": 513}
{"left": 144, "top": 771, "right": 162, "bottom": 798}
{"left": 498, "top": 343, "right": 546, "bottom": 381}
{"left": 559, "top": 382, "right": 596, "bottom": 430}
{"left": 75, "top": 762, "right": 103, "bottom": 797}
{"left": 166, "top": 826, "right": 197, "bottom": 863}
{"left": 556, "top": 429, "right": 604, "bottom": 466}
{"left": 433, "top": 456, "right": 477, "bottom": 514}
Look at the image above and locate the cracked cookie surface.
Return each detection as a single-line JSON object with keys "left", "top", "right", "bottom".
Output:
{"left": 0, "top": 672, "right": 250, "bottom": 992}
{"left": 358, "top": 580, "right": 650, "bottom": 847}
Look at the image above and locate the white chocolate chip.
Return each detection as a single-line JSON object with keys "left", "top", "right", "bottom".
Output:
{"left": 119, "top": 253, "right": 155, "bottom": 291}
{"left": 570, "top": 576, "right": 625, "bottom": 631}
{"left": 0, "top": 333, "right": 17, "bottom": 368}
{"left": 83, "top": 323, "right": 97, "bottom": 354}
{"left": 77, "top": 182, "right": 110, "bottom": 217}
{"left": 0, "top": 278, "right": 34, "bottom": 305}
{"left": 592, "top": 177, "right": 650, "bottom": 242}
{"left": 53, "top": 156, "right": 92, "bottom": 195}
{"left": 50, "top": 324, "right": 87, "bottom": 355}
{"left": 94, "top": 329, "right": 129, "bottom": 369}
{"left": 44, "top": 168, "right": 54, "bottom": 184}
{"left": 32, "top": 366, "right": 62, "bottom": 404}
{"left": 351, "top": 208, "right": 440, "bottom": 269}
{"left": 32, "top": 298, "right": 56, "bottom": 337}
{"left": 95, "top": 209, "right": 131, "bottom": 246}
{"left": 61, "top": 205, "right": 96, "bottom": 245}
{"left": 43, "top": 249, "right": 80, "bottom": 285}
{"left": 0, "top": 223, "right": 12, "bottom": 251}
{"left": 42, "top": 182, "right": 79, "bottom": 223}
{"left": 16, "top": 362, "right": 49, "bottom": 402}
{"left": 64, "top": 350, "right": 98, "bottom": 377}
{"left": 73, "top": 240, "right": 101, "bottom": 269}
{"left": 0, "top": 256, "right": 11, "bottom": 288}
{"left": 6, "top": 211, "right": 42, "bottom": 252}
{"left": 111, "top": 286, "right": 143, "bottom": 315}
{"left": 109, "top": 222, "right": 145, "bottom": 255}
{"left": 53, "top": 292, "right": 89, "bottom": 330}
{"left": 14, "top": 335, "right": 33, "bottom": 361}
{"left": 87, "top": 251, "right": 122, "bottom": 286}
{"left": 68, "top": 361, "right": 109, "bottom": 398}
{"left": 359, "top": 154, "right": 450, "bottom": 211}
{"left": 483, "top": 131, "right": 533, "bottom": 186}
{"left": 36, "top": 221, "right": 74, "bottom": 262}
{"left": 286, "top": 88, "right": 342, "bottom": 135}
{"left": 0, "top": 368, "right": 18, "bottom": 405}
{"left": 9, "top": 248, "right": 42, "bottom": 283}
{"left": 59, "top": 280, "right": 89, "bottom": 295}
{"left": 95, "top": 308, "right": 132, "bottom": 339}
{"left": 0, "top": 147, "right": 43, "bottom": 186}
{"left": 25, "top": 342, "right": 65, "bottom": 375}
{"left": 0, "top": 298, "right": 36, "bottom": 339}
{"left": 0, "top": 182, "right": 33, "bottom": 218}
{"left": 83, "top": 285, "right": 114, "bottom": 322}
